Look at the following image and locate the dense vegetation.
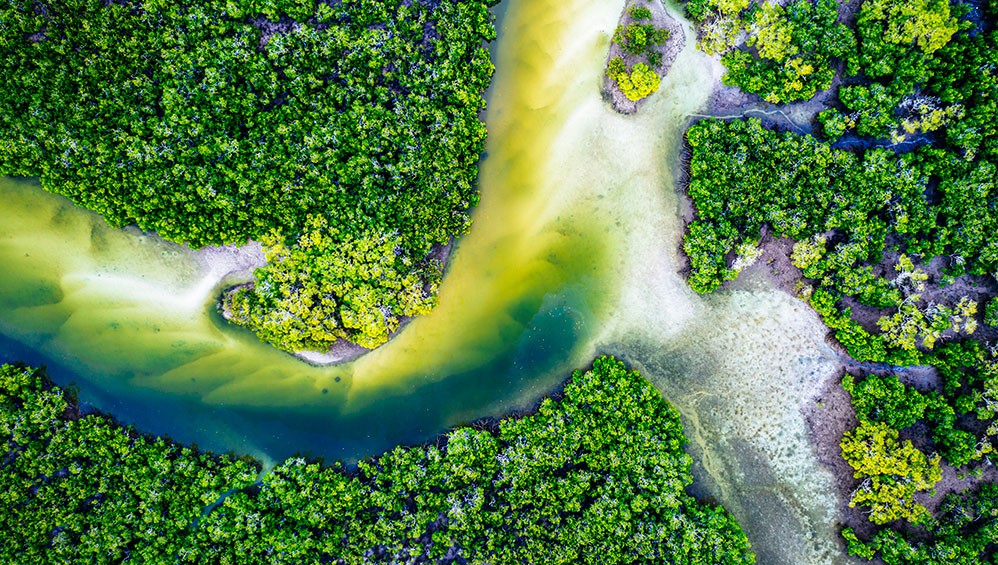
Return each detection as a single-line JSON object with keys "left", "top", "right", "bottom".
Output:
{"left": 685, "top": 115, "right": 998, "bottom": 559}
{"left": 606, "top": 1, "right": 671, "bottom": 102}
{"left": 681, "top": 0, "right": 998, "bottom": 561}
{"left": 822, "top": 0, "right": 965, "bottom": 142}
{"left": 1, "top": 359, "right": 756, "bottom": 563}
{"left": 682, "top": 0, "right": 854, "bottom": 103}
{"left": 223, "top": 217, "right": 440, "bottom": 350}
{"left": 839, "top": 419, "right": 942, "bottom": 524}
{"left": 842, "top": 483, "right": 998, "bottom": 564}
{"left": 0, "top": 364, "right": 259, "bottom": 562}
{"left": 0, "top": 0, "right": 496, "bottom": 351}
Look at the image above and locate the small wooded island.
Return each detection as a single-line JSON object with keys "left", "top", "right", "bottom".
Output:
{"left": 603, "top": 0, "right": 685, "bottom": 113}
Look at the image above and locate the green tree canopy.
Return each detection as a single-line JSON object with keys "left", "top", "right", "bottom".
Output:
{"left": 841, "top": 421, "right": 942, "bottom": 524}
{"left": 0, "top": 359, "right": 757, "bottom": 564}
{"left": 863, "top": 0, "right": 960, "bottom": 54}
{"left": 843, "top": 374, "right": 929, "bottom": 430}
{"left": 224, "top": 216, "right": 439, "bottom": 351}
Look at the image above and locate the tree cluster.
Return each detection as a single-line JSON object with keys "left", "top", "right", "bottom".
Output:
{"left": 681, "top": 0, "right": 854, "bottom": 103}
{"left": 842, "top": 483, "right": 998, "bottom": 564}
{"left": 681, "top": 0, "right": 969, "bottom": 113}
{"left": 1, "top": 359, "right": 756, "bottom": 563}
{"left": 608, "top": 60, "right": 663, "bottom": 102}
{"left": 224, "top": 216, "right": 440, "bottom": 351}
{"left": 816, "top": 0, "right": 968, "bottom": 142}
{"left": 0, "top": 364, "right": 259, "bottom": 563}
{"left": 605, "top": 0, "right": 670, "bottom": 103}
{"left": 840, "top": 420, "right": 942, "bottom": 525}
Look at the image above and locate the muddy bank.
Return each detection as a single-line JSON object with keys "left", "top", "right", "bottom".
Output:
{"left": 701, "top": 65, "right": 837, "bottom": 135}
{"left": 193, "top": 240, "right": 267, "bottom": 283}
{"left": 295, "top": 339, "right": 371, "bottom": 365}
{"left": 801, "top": 370, "right": 873, "bottom": 539}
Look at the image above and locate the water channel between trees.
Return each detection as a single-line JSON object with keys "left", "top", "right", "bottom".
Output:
{"left": 0, "top": 0, "right": 851, "bottom": 561}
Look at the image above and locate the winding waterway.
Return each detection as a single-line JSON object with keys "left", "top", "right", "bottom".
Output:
{"left": 1, "top": 0, "right": 849, "bottom": 562}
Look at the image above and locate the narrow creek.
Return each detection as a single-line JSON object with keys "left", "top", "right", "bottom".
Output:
{"left": 0, "top": 0, "right": 848, "bottom": 562}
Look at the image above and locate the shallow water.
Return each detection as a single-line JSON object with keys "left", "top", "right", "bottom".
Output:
{"left": 1, "top": 0, "right": 847, "bottom": 561}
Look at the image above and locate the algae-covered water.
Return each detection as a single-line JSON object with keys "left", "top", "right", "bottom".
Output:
{"left": 0, "top": 0, "right": 849, "bottom": 561}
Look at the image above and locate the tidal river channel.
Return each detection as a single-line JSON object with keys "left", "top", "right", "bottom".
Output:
{"left": 1, "top": 0, "right": 849, "bottom": 562}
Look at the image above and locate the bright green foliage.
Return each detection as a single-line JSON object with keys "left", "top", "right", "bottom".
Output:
{"left": 614, "top": 22, "right": 670, "bottom": 58}
{"left": 823, "top": 0, "right": 970, "bottom": 141}
{"left": 817, "top": 108, "right": 850, "bottom": 140}
{"left": 844, "top": 483, "right": 998, "bottom": 564}
{"left": 721, "top": 0, "right": 854, "bottom": 103}
{"left": 629, "top": 6, "right": 653, "bottom": 20}
{"left": 832, "top": 84, "right": 966, "bottom": 143}
{"left": 683, "top": 118, "right": 929, "bottom": 296}
{"left": 224, "top": 217, "right": 439, "bottom": 351}
{"left": 876, "top": 301, "right": 951, "bottom": 351}
{"left": 841, "top": 421, "right": 942, "bottom": 524}
{"left": 699, "top": 18, "right": 746, "bottom": 56}
{"left": 606, "top": 1, "right": 670, "bottom": 103}
{"left": 683, "top": 0, "right": 749, "bottom": 22}
{"left": 608, "top": 56, "right": 628, "bottom": 79}
{"left": 749, "top": 3, "right": 797, "bottom": 62}
{"left": 985, "top": 297, "right": 998, "bottom": 327}
{"left": 841, "top": 528, "right": 878, "bottom": 560}
{"left": 862, "top": 0, "right": 959, "bottom": 55}
{"left": 925, "top": 24, "right": 998, "bottom": 161}
{"left": 0, "top": 360, "right": 756, "bottom": 563}
{"left": 0, "top": 364, "right": 259, "bottom": 563}
{"left": 836, "top": 82, "right": 910, "bottom": 139}
{"left": 843, "top": 374, "right": 929, "bottom": 430}
{"left": 926, "top": 409, "right": 978, "bottom": 468}
{"left": 921, "top": 343, "right": 998, "bottom": 466}
{"left": 979, "top": 361, "right": 998, "bottom": 422}
{"left": 933, "top": 159, "right": 998, "bottom": 275}
{"left": 681, "top": 0, "right": 853, "bottom": 101}
{"left": 842, "top": 372, "right": 983, "bottom": 467}
{"left": 0, "top": 0, "right": 494, "bottom": 252}
{"left": 848, "top": 0, "right": 959, "bottom": 79}
{"left": 790, "top": 235, "right": 827, "bottom": 273}
{"left": 611, "top": 62, "right": 663, "bottom": 102}
{"left": 682, "top": 117, "right": 995, "bottom": 362}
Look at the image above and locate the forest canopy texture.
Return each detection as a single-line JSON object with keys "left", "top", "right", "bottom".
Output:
{"left": 680, "top": 0, "right": 998, "bottom": 562}
{"left": 0, "top": 0, "right": 496, "bottom": 351}
{"left": 0, "top": 359, "right": 755, "bottom": 564}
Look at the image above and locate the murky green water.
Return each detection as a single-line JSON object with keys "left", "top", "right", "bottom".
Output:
{"left": 1, "top": 0, "right": 852, "bottom": 561}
